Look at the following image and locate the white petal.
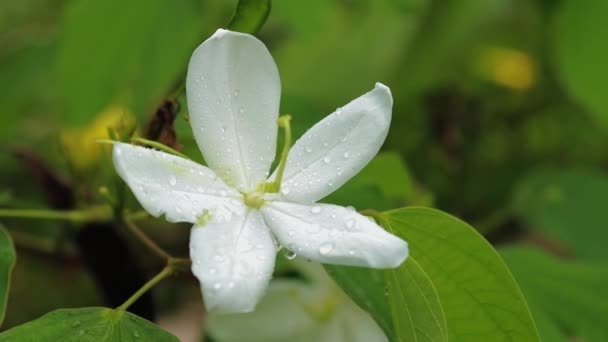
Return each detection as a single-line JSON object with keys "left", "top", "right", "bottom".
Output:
{"left": 186, "top": 29, "right": 281, "bottom": 192}
{"left": 190, "top": 210, "right": 277, "bottom": 313}
{"left": 112, "top": 143, "right": 243, "bottom": 223}
{"left": 274, "top": 83, "right": 392, "bottom": 203}
{"left": 261, "top": 201, "right": 407, "bottom": 268}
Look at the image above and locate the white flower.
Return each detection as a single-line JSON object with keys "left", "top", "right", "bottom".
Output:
{"left": 112, "top": 28, "right": 408, "bottom": 314}
{"left": 207, "top": 260, "right": 388, "bottom": 342}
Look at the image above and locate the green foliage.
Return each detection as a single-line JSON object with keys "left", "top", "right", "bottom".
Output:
{"left": 511, "top": 168, "right": 608, "bottom": 262}
{"left": 327, "top": 207, "right": 539, "bottom": 341}
{"left": 501, "top": 247, "right": 608, "bottom": 341}
{"left": 0, "top": 307, "right": 178, "bottom": 341}
{"left": 326, "top": 257, "right": 447, "bottom": 341}
{"left": 0, "top": 226, "right": 16, "bottom": 326}
{"left": 58, "top": 0, "right": 204, "bottom": 125}
{"left": 227, "top": 0, "right": 272, "bottom": 34}
{"left": 554, "top": 0, "right": 608, "bottom": 128}
{"left": 384, "top": 208, "right": 539, "bottom": 341}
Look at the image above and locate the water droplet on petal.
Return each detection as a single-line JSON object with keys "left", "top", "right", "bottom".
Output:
{"left": 168, "top": 175, "right": 177, "bottom": 186}
{"left": 305, "top": 146, "right": 313, "bottom": 153}
{"left": 283, "top": 249, "right": 297, "bottom": 260}
{"left": 323, "top": 156, "right": 331, "bottom": 164}
{"left": 345, "top": 218, "right": 356, "bottom": 229}
{"left": 348, "top": 249, "right": 356, "bottom": 256}
{"left": 319, "top": 243, "right": 334, "bottom": 255}
{"left": 343, "top": 152, "right": 350, "bottom": 159}
{"left": 213, "top": 282, "right": 222, "bottom": 290}
{"left": 288, "top": 230, "right": 295, "bottom": 237}
{"left": 311, "top": 206, "right": 321, "bottom": 214}
{"left": 209, "top": 268, "right": 216, "bottom": 275}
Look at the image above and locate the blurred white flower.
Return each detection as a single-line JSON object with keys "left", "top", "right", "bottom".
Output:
{"left": 112, "top": 28, "right": 408, "bottom": 314}
{"left": 206, "top": 260, "right": 388, "bottom": 342}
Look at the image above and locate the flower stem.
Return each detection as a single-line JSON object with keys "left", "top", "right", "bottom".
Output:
{"left": 0, "top": 206, "right": 111, "bottom": 222}
{"left": 123, "top": 216, "right": 172, "bottom": 261}
{"left": 265, "top": 115, "right": 292, "bottom": 192}
{"left": 131, "top": 137, "right": 191, "bottom": 160}
{"left": 116, "top": 265, "right": 173, "bottom": 312}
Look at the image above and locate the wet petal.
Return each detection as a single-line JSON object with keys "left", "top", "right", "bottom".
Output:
{"left": 112, "top": 143, "right": 243, "bottom": 223}
{"left": 186, "top": 29, "right": 281, "bottom": 191}
{"left": 274, "top": 83, "right": 392, "bottom": 203}
{"left": 190, "top": 210, "right": 277, "bottom": 313}
{"left": 261, "top": 201, "right": 407, "bottom": 268}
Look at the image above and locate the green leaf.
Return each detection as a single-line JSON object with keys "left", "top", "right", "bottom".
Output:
{"left": 0, "top": 307, "right": 178, "bottom": 341}
{"left": 511, "top": 168, "right": 608, "bottom": 262}
{"left": 57, "top": 0, "right": 204, "bottom": 125}
{"left": 227, "top": 0, "right": 271, "bottom": 34}
{"left": 0, "top": 225, "right": 16, "bottom": 326}
{"left": 326, "top": 256, "right": 447, "bottom": 342}
{"left": 382, "top": 207, "right": 539, "bottom": 341}
{"left": 501, "top": 246, "right": 608, "bottom": 341}
{"left": 554, "top": 0, "right": 608, "bottom": 128}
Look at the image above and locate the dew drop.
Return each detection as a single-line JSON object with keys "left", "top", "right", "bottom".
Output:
{"left": 345, "top": 218, "right": 356, "bottom": 229}
{"left": 209, "top": 268, "right": 216, "bottom": 274}
{"left": 283, "top": 249, "right": 297, "bottom": 260}
{"left": 281, "top": 187, "right": 291, "bottom": 195}
{"left": 305, "top": 146, "right": 313, "bottom": 153}
{"left": 221, "top": 125, "right": 227, "bottom": 133}
{"left": 311, "top": 206, "right": 321, "bottom": 214}
{"left": 319, "top": 243, "right": 334, "bottom": 255}
{"left": 227, "top": 281, "right": 235, "bottom": 289}
{"left": 348, "top": 249, "right": 356, "bottom": 256}
{"left": 133, "top": 331, "right": 140, "bottom": 338}
{"left": 233, "top": 89, "right": 240, "bottom": 97}
{"left": 288, "top": 230, "right": 295, "bottom": 237}
{"left": 323, "top": 156, "right": 331, "bottom": 164}
{"left": 343, "top": 152, "right": 350, "bottom": 159}
{"left": 213, "top": 282, "right": 222, "bottom": 290}
{"left": 239, "top": 107, "right": 245, "bottom": 114}
{"left": 168, "top": 175, "right": 177, "bottom": 186}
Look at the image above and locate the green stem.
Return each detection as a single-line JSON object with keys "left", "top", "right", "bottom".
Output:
{"left": 123, "top": 216, "right": 171, "bottom": 261}
{"left": 116, "top": 266, "right": 173, "bottom": 312}
{"left": 265, "top": 115, "right": 292, "bottom": 193}
{"left": 0, "top": 206, "right": 111, "bottom": 222}
{"left": 131, "top": 137, "right": 191, "bottom": 160}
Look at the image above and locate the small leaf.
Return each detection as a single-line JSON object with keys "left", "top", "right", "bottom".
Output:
{"left": 326, "top": 257, "right": 447, "bottom": 342}
{"left": 382, "top": 207, "right": 540, "bottom": 341}
{"left": 0, "top": 225, "right": 16, "bottom": 326}
{"left": 0, "top": 307, "right": 178, "bottom": 341}
{"left": 227, "top": 0, "right": 271, "bottom": 34}
{"left": 511, "top": 167, "right": 608, "bottom": 262}
{"left": 501, "top": 246, "right": 608, "bottom": 341}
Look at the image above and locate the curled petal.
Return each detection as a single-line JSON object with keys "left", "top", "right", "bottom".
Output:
{"left": 190, "top": 210, "right": 277, "bottom": 313}
{"left": 274, "top": 83, "right": 392, "bottom": 203}
{"left": 112, "top": 143, "right": 243, "bottom": 223}
{"left": 261, "top": 201, "right": 407, "bottom": 268}
{"left": 186, "top": 29, "right": 281, "bottom": 191}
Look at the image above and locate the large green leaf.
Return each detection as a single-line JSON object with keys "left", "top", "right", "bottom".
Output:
{"left": 0, "top": 225, "right": 16, "bottom": 326}
{"left": 382, "top": 207, "right": 539, "bottom": 341}
{"left": 501, "top": 247, "right": 608, "bottom": 341}
{"left": 326, "top": 257, "right": 447, "bottom": 341}
{"left": 511, "top": 168, "right": 608, "bottom": 262}
{"left": 0, "top": 307, "right": 178, "bottom": 341}
{"left": 554, "top": 0, "right": 608, "bottom": 128}
{"left": 57, "top": 0, "right": 203, "bottom": 125}
{"left": 227, "top": 0, "right": 271, "bottom": 34}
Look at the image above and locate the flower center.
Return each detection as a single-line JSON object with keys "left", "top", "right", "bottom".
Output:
{"left": 243, "top": 191, "right": 265, "bottom": 209}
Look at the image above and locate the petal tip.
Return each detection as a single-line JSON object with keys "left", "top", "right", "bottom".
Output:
{"left": 374, "top": 82, "right": 391, "bottom": 93}
{"left": 211, "top": 28, "right": 231, "bottom": 39}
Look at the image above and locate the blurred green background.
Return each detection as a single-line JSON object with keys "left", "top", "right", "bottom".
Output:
{"left": 1, "top": 0, "right": 606, "bottom": 341}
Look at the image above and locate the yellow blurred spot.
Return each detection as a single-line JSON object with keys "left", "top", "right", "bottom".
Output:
{"left": 477, "top": 46, "right": 536, "bottom": 91}
{"left": 61, "top": 106, "right": 133, "bottom": 170}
